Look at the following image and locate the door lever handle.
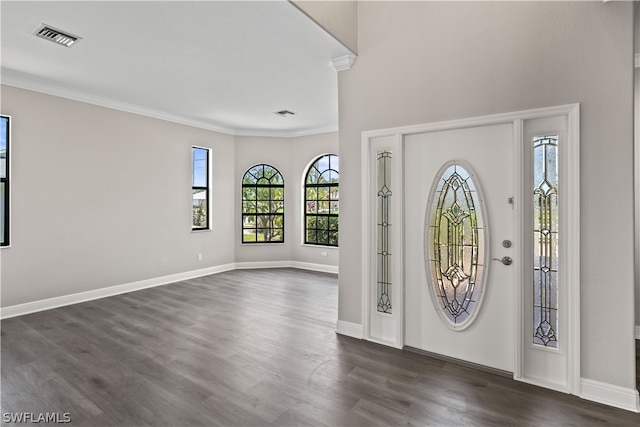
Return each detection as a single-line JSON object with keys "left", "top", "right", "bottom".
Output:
{"left": 492, "top": 256, "right": 513, "bottom": 266}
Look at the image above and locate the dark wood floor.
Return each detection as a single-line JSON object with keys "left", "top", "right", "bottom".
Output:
{"left": 2, "top": 268, "right": 639, "bottom": 426}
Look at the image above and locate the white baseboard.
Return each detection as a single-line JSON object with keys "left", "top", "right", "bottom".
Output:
{"left": 635, "top": 325, "right": 640, "bottom": 340}
{"left": 0, "top": 261, "right": 338, "bottom": 319}
{"left": 580, "top": 378, "right": 640, "bottom": 413}
{"left": 514, "top": 376, "right": 570, "bottom": 394}
{"left": 234, "top": 261, "right": 293, "bottom": 270}
{"left": 0, "top": 263, "right": 236, "bottom": 319}
{"left": 291, "top": 261, "right": 338, "bottom": 275}
{"left": 234, "top": 260, "right": 338, "bottom": 274}
{"left": 335, "top": 320, "right": 363, "bottom": 339}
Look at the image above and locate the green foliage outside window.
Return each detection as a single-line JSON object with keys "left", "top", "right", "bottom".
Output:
{"left": 242, "top": 164, "right": 284, "bottom": 243}
{"left": 305, "top": 154, "right": 339, "bottom": 246}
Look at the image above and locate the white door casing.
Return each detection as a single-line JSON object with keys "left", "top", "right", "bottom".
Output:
{"left": 361, "top": 104, "right": 580, "bottom": 394}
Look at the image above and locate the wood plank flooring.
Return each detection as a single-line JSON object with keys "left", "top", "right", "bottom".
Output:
{"left": 2, "top": 268, "right": 639, "bottom": 426}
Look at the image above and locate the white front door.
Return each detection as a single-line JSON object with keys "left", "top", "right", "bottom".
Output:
{"left": 361, "top": 105, "right": 579, "bottom": 392}
{"left": 403, "top": 123, "right": 516, "bottom": 372}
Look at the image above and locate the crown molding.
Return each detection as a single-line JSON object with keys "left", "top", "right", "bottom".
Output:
{"left": 330, "top": 54, "right": 357, "bottom": 72}
{"left": 1, "top": 68, "right": 337, "bottom": 138}
{"left": 1, "top": 69, "right": 236, "bottom": 135}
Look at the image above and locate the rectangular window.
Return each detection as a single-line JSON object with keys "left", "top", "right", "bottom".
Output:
{"left": 1, "top": 115, "right": 9, "bottom": 246}
{"left": 192, "top": 146, "right": 210, "bottom": 230}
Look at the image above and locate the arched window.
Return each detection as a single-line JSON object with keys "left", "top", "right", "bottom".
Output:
{"left": 304, "top": 154, "right": 339, "bottom": 246}
{"left": 242, "top": 164, "right": 284, "bottom": 243}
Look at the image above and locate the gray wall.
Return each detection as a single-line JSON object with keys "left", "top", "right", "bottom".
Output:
{"left": 290, "top": 132, "right": 340, "bottom": 267}
{"left": 338, "top": 1, "right": 635, "bottom": 389}
{"left": 235, "top": 136, "right": 293, "bottom": 263}
{"left": 291, "top": 0, "right": 358, "bottom": 54}
{"left": 0, "top": 85, "right": 339, "bottom": 309}
{"left": 635, "top": 0, "right": 640, "bottom": 338}
{"left": 633, "top": 2, "right": 640, "bottom": 53}
{"left": 633, "top": 65, "right": 640, "bottom": 332}
{"left": 234, "top": 133, "right": 339, "bottom": 267}
{"left": 0, "top": 85, "right": 236, "bottom": 307}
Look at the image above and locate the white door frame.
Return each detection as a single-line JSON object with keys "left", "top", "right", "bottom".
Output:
{"left": 361, "top": 104, "right": 580, "bottom": 394}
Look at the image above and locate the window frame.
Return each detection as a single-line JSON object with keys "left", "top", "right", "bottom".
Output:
{"left": 241, "top": 164, "right": 285, "bottom": 244}
{"left": 304, "top": 154, "right": 339, "bottom": 247}
{"left": 191, "top": 146, "right": 211, "bottom": 231}
{"left": 1, "top": 115, "right": 10, "bottom": 247}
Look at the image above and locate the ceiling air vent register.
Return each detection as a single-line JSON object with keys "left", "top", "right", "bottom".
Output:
{"left": 274, "top": 110, "right": 296, "bottom": 117}
{"left": 34, "top": 24, "right": 81, "bottom": 48}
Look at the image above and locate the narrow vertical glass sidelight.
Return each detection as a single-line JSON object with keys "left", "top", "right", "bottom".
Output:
{"left": 376, "top": 151, "right": 392, "bottom": 313}
{"left": 532, "top": 135, "right": 559, "bottom": 348}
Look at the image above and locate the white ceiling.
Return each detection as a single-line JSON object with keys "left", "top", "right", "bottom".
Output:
{"left": 0, "top": 1, "right": 353, "bottom": 137}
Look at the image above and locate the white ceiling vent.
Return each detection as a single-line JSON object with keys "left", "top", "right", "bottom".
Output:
{"left": 34, "top": 24, "right": 81, "bottom": 48}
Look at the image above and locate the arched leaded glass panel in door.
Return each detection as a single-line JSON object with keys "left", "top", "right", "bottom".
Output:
{"left": 305, "top": 154, "right": 339, "bottom": 246}
{"left": 242, "top": 164, "right": 284, "bottom": 243}
{"left": 426, "top": 161, "right": 487, "bottom": 329}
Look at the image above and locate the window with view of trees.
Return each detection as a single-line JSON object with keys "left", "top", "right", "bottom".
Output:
{"left": 192, "top": 146, "right": 210, "bottom": 230}
{"left": 242, "top": 164, "right": 284, "bottom": 243}
{"left": 305, "top": 154, "right": 339, "bottom": 247}
{"left": 1, "top": 115, "right": 9, "bottom": 247}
